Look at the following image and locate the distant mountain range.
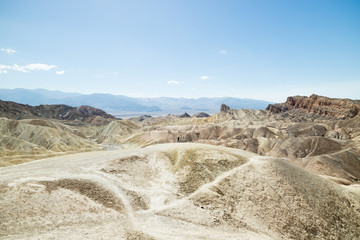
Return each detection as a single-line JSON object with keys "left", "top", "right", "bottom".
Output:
{"left": 0, "top": 88, "right": 273, "bottom": 117}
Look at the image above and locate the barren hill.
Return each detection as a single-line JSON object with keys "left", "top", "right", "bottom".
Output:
{"left": 1, "top": 95, "right": 360, "bottom": 239}
{"left": 0, "top": 100, "right": 116, "bottom": 122}
{"left": 0, "top": 118, "right": 101, "bottom": 167}
{"left": 1, "top": 143, "right": 359, "bottom": 239}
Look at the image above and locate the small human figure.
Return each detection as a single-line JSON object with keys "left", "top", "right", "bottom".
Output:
{"left": 177, "top": 137, "right": 180, "bottom": 142}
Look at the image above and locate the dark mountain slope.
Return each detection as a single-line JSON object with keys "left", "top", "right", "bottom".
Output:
{"left": 0, "top": 100, "right": 115, "bottom": 122}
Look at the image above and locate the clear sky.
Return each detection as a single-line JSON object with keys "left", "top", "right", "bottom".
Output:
{"left": 0, "top": 0, "right": 359, "bottom": 102}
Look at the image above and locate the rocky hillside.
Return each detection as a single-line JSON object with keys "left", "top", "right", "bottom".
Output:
{"left": 1, "top": 96, "right": 360, "bottom": 239}
{"left": 266, "top": 94, "right": 360, "bottom": 119}
{"left": 0, "top": 118, "right": 102, "bottom": 166}
{"left": 0, "top": 100, "right": 116, "bottom": 122}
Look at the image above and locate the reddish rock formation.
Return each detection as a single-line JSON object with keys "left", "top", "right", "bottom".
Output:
{"left": 267, "top": 94, "right": 360, "bottom": 119}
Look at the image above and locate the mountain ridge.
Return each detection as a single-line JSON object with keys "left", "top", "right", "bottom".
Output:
{"left": 0, "top": 99, "right": 115, "bottom": 123}
{"left": 0, "top": 88, "right": 272, "bottom": 115}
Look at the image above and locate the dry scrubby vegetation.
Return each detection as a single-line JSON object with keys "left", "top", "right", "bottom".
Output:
{"left": 39, "top": 179, "right": 125, "bottom": 212}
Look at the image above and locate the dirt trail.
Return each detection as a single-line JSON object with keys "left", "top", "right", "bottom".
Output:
{"left": 1, "top": 143, "right": 360, "bottom": 240}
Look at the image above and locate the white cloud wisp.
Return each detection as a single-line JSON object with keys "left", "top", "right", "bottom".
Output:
{"left": 24, "top": 63, "right": 57, "bottom": 71}
{"left": 1, "top": 48, "right": 16, "bottom": 54}
{"left": 168, "top": 80, "right": 180, "bottom": 85}
{"left": 0, "top": 63, "right": 57, "bottom": 73}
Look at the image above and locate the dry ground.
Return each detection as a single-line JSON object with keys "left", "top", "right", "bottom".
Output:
{"left": 1, "top": 143, "right": 360, "bottom": 239}
{"left": 1, "top": 104, "right": 360, "bottom": 239}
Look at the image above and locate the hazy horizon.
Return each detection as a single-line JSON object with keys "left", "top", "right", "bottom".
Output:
{"left": 1, "top": 87, "right": 278, "bottom": 101}
{"left": 3, "top": 87, "right": 360, "bottom": 103}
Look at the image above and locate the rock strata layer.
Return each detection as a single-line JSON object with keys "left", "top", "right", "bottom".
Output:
{"left": 267, "top": 94, "right": 360, "bottom": 119}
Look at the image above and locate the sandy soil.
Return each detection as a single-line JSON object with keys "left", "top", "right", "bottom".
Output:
{"left": 1, "top": 143, "right": 360, "bottom": 239}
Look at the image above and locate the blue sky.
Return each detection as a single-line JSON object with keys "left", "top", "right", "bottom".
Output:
{"left": 0, "top": 0, "right": 359, "bottom": 102}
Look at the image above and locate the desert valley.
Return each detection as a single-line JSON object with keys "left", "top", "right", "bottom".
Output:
{"left": 2, "top": 0, "right": 359, "bottom": 239}
{"left": 1, "top": 94, "right": 360, "bottom": 239}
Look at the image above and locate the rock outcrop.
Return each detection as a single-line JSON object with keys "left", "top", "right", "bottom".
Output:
{"left": 267, "top": 94, "right": 360, "bottom": 119}
{"left": 193, "top": 112, "right": 210, "bottom": 118}
{"left": 216, "top": 103, "right": 267, "bottom": 121}
{"left": 179, "top": 112, "right": 191, "bottom": 118}
{"left": 220, "top": 103, "right": 231, "bottom": 113}
{"left": 0, "top": 100, "right": 116, "bottom": 122}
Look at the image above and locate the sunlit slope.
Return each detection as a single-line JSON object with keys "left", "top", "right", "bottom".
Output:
{"left": 0, "top": 118, "right": 101, "bottom": 166}
{"left": 1, "top": 143, "right": 359, "bottom": 239}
